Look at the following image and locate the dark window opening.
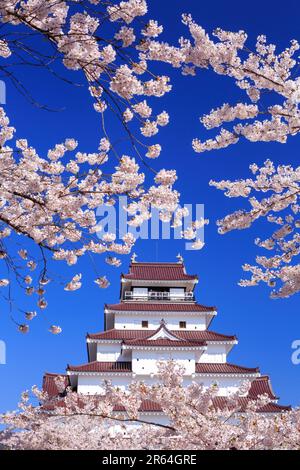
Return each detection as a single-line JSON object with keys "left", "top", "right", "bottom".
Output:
{"left": 179, "top": 321, "right": 186, "bottom": 329}
{"left": 149, "top": 287, "right": 170, "bottom": 293}
{"left": 142, "top": 320, "right": 148, "bottom": 328}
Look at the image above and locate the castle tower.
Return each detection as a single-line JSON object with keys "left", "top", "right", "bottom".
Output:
{"left": 43, "top": 258, "right": 289, "bottom": 419}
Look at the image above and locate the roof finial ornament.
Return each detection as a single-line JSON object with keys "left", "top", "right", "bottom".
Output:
{"left": 131, "top": 252, "right": 137, "bottom": 263}
{"left": 176, "top": 253, "right": 184, "bottom": 264}
{"left": 160, "top": 318, "right": 166, "bottom": 325}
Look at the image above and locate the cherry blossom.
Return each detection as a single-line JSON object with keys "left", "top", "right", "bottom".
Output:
{"left": 143, "top": 15, "right": 300, "bottom": 150}
{"left": 0, "top": 361, "right": 297, "bottom": 450}
{"left": 105, "top": 256, "right": 122, "bottom": 267}
{"left": 132, "top": 100, "right": 152, "bottom": 118}
{"left": 18, "top": 324, "right": 29, "bottom": 334}
{"left": 114, "top": 26, "right": 136, "bottom": 47}
{"left": 49, "top": 325, "right": 62, "bottom": 335}
{"left": 64, "top": 274, "right": 82, "bottom": 292}
{"left": 107, "top": 0, "right": 148, "bottom": 24}
{"left": 0, "top": 39, "right": 11, "bottom": 58}
{"left": 191, "top": 239, "right": 205, "bottom": 250}
{"left": 146, "top": 144, "right": 161, "bottom": 159}
{"left": 142, "top": 20, "right": 163, "bottom": 38}
{"left": 0, "top": 0, "right": 175, "bottom": 167}
{"left": 38, "top": 299, "right": 48, "bottom": 309}
{"left": 94, "top": 276, "right": 110, "bottom": 288}
{"left": 0, "top": 101, "right": 194, "bottom": 328}
{"left": 210, "top": 160, "right": 300, "bottom": 297}
{"left": 25, "top": 311, "right": 37, "bottom": 321}
{"left": 5, "top": 1, "right": 288, "bottom": 324}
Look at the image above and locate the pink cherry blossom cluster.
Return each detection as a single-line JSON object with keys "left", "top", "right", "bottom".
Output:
{"left": 210, "top": 160, "right": 300, "bottom": 297}
{"left": 0, "top": 361, "right": 298, "bottom": 450}
{"left": 0, "top": 105, "right": 194, "bottom": 331}
{"left": 142, "top": 14, "right": 300, "bottom": 150}
{"left": 0, "top": 1, "right": 171, "bottom": 160}
{"left": 6, "top": 1, "right": 298, "bottom": 307}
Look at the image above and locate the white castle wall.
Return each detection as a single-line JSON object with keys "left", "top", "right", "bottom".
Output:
{"left": 96, "top": 343, "right": 123, "bottom": 362}
{"left": 199, "top": 344, "right": 227, "bottom": 363}
{"left": 132, "top": 349, "right": 195, "bottom": 375}
{"left": 77, "top": 374, "right": 246, "bottom": 396}
{"left": 77, "top": 375, "right": 131, "bottom": 394}
{"left": 118, "top": 414, "right": 169, "bottom": 429}
{"left": 114, "top": 314, "right": 207, "bottom": 331}
{"left": 191, "top": 375, "right": 246, "bottom": 395}
{"left": 95, "top": 343, "right": 229, "bottom": 364}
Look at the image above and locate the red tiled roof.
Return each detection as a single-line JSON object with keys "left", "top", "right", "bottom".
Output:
{"left": 42, "top": 381, "right": 290, "bottom": 414}
{"left": 248, "top": 376, "right": 277, "bottom": 400}
{"left": 114, "top": 400, "right": 163, "bottom": 412}
{"left": 91, "top": 323, "right": 207, "bottom": 349}
{"left": 183, "top": 330, "right": 236, "bottom": 342}
{"left": 67, "top": 361, "right": 132, "bottom": 373}
{"left": 123, "top": 339, "right": 206, "bottom": 348}
{"left": 213, "top": 396, "right": 291, "bottom": 413}
{"left": 45, "top": 397, "right": 163, "bottom": 413}
{"left": 42, "top": 373, "right": 69, "bottom": 397}
{"left": 195, "top": 363, "right": 259, "bottom": 374}
{"left": 54, "top": 362, "right": 259, "bottom": 376}
{"left": 106, "top": 302, "right": 216, "bottom": 312}
{"left": 122, "top": 262, "right": 197, "bottom": 281}
{"left": 87, "top": 329, "right": 236, "bottom": 342}
{"left": 115, "top": 398, "right": 290, "bottom": 413}
{"left": 257, "top": 402, "right": 291, "bottom": 413}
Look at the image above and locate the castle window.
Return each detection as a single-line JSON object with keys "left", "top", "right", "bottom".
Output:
{"left": 179, "top": 321, "right": 186, "bottom": 329}
{"left": 142, "top": 320, "right": 148, "bottom": 328}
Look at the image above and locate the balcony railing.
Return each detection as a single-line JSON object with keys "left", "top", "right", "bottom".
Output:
{"left": 124, "top": 291, "right": 194, "bottom": 301}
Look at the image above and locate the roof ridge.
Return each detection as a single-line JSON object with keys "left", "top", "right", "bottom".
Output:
{"left": 124, "top": 337, "right": 199, "bottom": 344}
{"left": 43, "top": 372, "right": 67, "bottom": 377}
{"left": 105, "top": 302, "right": 216, "bottom": 312}
{"left": 206, "top": 330, "right": 237, "bottom": 340}
{"left": 121, "top": 262, "right": 198, "bottom": 281}
{"left": 87, "top": 328, "right": 236, "bottom": 341}
{"left": 253, "top": 375, "right": 269, "bottom": 381}
{"left": 67, "top": 361, "right": 132, "bottom": 372}
{"left": 123, "top": 338, "right": 206, "bottom": 346}
{"left": 225, "top": 362, "right": 259, "bottom": 371}
{"left": 67, "top": 360, "right": 98, "bottom": 369}
{"left": 108, "top": 301, "right": 216, "bottom": 307}
{"left": 131, "top": 262, "right": 183, "bottom": 265}
{"left": 195, "top": 363, "right": 260, "bottom": 374}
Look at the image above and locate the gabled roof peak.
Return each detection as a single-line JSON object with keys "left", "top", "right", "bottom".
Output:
{"left": 140, "top": 319, "right": 183, "bottom": 342}
{"left": 130, "top": 253, "right": 185, "bottom": 265}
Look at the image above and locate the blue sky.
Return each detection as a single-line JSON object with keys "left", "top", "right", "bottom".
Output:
{"left": 1, "top": 0, "right": 300, "bottom": 412}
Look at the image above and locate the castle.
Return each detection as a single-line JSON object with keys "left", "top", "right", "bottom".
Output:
{"left": 43, "top": 256, "right": 289, "bottom": 422}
